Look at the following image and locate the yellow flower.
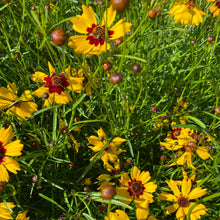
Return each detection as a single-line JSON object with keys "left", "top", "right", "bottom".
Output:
{"left": 68, "top": 5, "right": 132, "bottom": 55}
{"left": 156, "top": 178, "right": 208, "bottom": 219}
{"left": 168, "top": 0, "right": 208, "bottom": 27}
{"left": 97, "top": 159, "right": 121, "bottom": 190}
{"left": 104, "top": 209, "right": 129, "bottom": 220}
{"left": 60, "top": 119, "right": 80, "bottom": 152}
{"left": 0, "top": 83, "right": 38, "bottom": 120}
{"left": 160, "top": 127, "right": 213, "bottom": 169}
{"left": 16, "top": 210, "right": 30, "bottom": 220}
{"left": 0, "top": 126, "right": 23, "bottom": 182}
{"left": 32, "top": 62, "right": 84, "bottom": 107}
{"left": 117, "top": 166, "right": 157, "bottom": 220}
{"left": 0, "top": 202, "right": 16, "bottom": 219}
{"left": 87, "top": 128, "right": 126, "bottom": 167}
{"left": 209, "top": 1, "right": 220, "bottom": 17}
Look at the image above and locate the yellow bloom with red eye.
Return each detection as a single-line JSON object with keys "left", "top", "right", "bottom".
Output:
{"left": 160, "top": 127, "right": 213, "bottom": 169}
{"left": 16, "top": 210, "right": 30, "bottom": 220}
{"left": 32, "top": 62, "right": 84, "bottom": 107}
{"left": 104, "top": 210, "right": 129, "bottom": 220}
{"left": 0, "top": 126, "right": 23, "bottom": 182}
{"left": 0, "top": 83, "right": 38, "bottom": 120}
{"left": 88, "top": 128, "right": 126, "bottom": 167}
{"left": 209, "top": 1, "right": 220, "bottom": 17}
{"left": 68, "top": 5, "right": 132, "bottom": 55}
{"left": 117, "top": 166, "right": 157, "bottom": 220}
{"left": 157, "top": 178, "right": 208, "bottom": 220}
{"left": 0, "top": 202, "right": 16, "bottom": 219}
{"left": 168, "top": 0, "right": 208, "bottom": 27}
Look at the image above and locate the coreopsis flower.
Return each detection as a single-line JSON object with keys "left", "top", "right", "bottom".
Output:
{"left": 32, "top": 62, "right": 84, "bottom": 107}
{"left": 117, "top": 166, "right": 157, "bottom": 220}
{"left": 156, "top": 178, "right": 208, "bottom": 219}
{"left": 87, "top": 128, "right": 126, "bottom": 167}
{"left": 104, "top": 210, "right": 129, "bottom": 220}
{"left": 0, "top": 202, "right": 16, "bottom": 219}
{"left": 0, "top": 126, "right": 23, "bottom": 182}
{"left": 168, "top": 0, "right": 208, "bottom": 27}
{"left": 60, "top": 119, "right": 80, "bottom": 152}
{"left": 68, "top": 5, "right": 132, "bottom": 55}
{"left": 160, "top": 126, "right": 213, "bottom": 169}
{"left": 16, "top": 210, "right": 30, "bottom": 220}
{"left": 97, "top": 159, "right": 121, "bottom": 190}
{"left": 0, "top": 83, "right": 38, "bottom": 120}
{"left": 209, "top": 1, "right": 220, "bottom": 17}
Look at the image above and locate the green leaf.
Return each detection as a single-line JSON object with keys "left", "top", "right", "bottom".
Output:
{"left": 183, "top": 116, "right": 206, "bottom": 129}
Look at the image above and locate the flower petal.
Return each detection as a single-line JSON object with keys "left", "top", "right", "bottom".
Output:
{"left": 166, "top": 180, "right": 181, "bottom": 197}
{"left": 188, "top": 187, "right": 207, "bottom": 200}
{"left": 165, "top": 204, "right": 179, "bottom": 215}
{"left": 5, "top": 140, "right": 23, "bottom": 156}
{"left": 110, "top": 20, "right": 132, "bottom": 39}
{"left": 4, "top": 156, "right": 20, "bottom": 174}
{"left": 116, "top": 186, "right": 132, "bottom": 205}
{"left": 0, "top": 126, "right": 14, "bottom": 146}
{"left": 101, "top": 5, "right": 116, "bottom": 27}
{"left": 0, "top": 164, "right": 9, "bottom": 182}
{"left": 196, "top": 147, "right": 213, "bottom": 160}
{"left": 131, "top": 166, "right": 141, "bottom": 181}
{"left": 32, "top": 71, "right": 48, "bottom": 82}
{"left": 156, "top": 192, "right": 177, "bottom": 202}
{"left": 120, "top": 173, "right": 131, "bottom": 186}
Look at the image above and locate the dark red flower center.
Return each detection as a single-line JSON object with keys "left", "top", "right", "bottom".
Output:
{"left": 185, "top": 140, "right": 197, "bottom": 152}
{"left": 178, "top": 196, "right": 189, "bottom": 207}
{"left": 216, "top": 1, "right": 220, "bottom": 8}
{"left": 104, "top": 145, "right": 111, "bottom": 152}
{"left": 0, "top": 141, "right": 6, "bottom": 164}
{"left": 127, "top": 179, "right": 145, "bottom": 198}
{"left": 44, "top": 73, "right": 69, "bottom": 94}
{"left": 185, "top": 0, "right": 196, "bottom": 9}
{"left": 86, "top": 24, "right": 114, "bottom": 47}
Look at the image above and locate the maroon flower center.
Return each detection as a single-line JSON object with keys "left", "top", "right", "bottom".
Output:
{"left": 216, "top": 1, "right": 220, "bottom": 8}
{"left": 127, "top": 179, "right": 145, "bottom": 198}
{"left": 185, "top": 0, "right": 196, "bottom": 9}
{"left": 178, "top": 196, "right": 189, "bottom": 207}
{"left": 44, "top": 73, "right": 69, "bottom": 94}
{"left": 104, "top": 145, "right": 111, "bottom": 152}
{"left": 0, "top": 141, "right": 6, "bottom": 164}
{"left": 185, "top": 140, "right": 197, "bottom": 152}
{"left": 86, "top": 24, "right": 114, "bottom": 46}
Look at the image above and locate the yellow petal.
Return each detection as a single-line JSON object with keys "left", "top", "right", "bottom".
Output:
{"left": 110, "top": 20, "right": 132, "bottom": 39}
{"left": 176, "top": 207, "right": 185, "bottom": 220}
{"left": 68, "top": 35, "right": 94, "bottom": 54}
{"left": 136, "top": 203, "right": 149, "bottom": 220}
{"left": 131, "top": 166, "right": 141, "bottom": 181}
{"left": 0, "top": 126, "right": 14, "bottom": 146}
{"left": 101, "top": 5, "right": 116, "bottom": 27}
{"left": 120, "top": 173, "right": 131, "bottom": 186}
{"left": 87, "top": 136, "right": 102, "bottom": 146}
{"left": 188, "top": 187, "right": 207, "bottom": 200}
{"left": 181, "top": 178, "right": 191, "bottom": 197}
{"left": 143, "top": 181, "right": 157, "bottom": 193}
{"left": 32, "top": 71, "right": 48, "bottom": 82}
{"left": 16, "top": 210, "right": 30, "bottom": 220}
{"left": 0, "top": 164, "right": 9, "bottom": 182}
{"left": 81, "top": 5, "right": 97, "bottom": 26}
{"left": 116, "top": 186, "right": 132, "bottom": 205}
{"left": 165, "top": 204, "right": 179, "bottom": 215}
{"left": 139, "top": 170, "right": 151, "bottom": 184}
{"left": 4, "top": 156, "right": 20, "bottom": 174}
{"left": 156, "top": 192, "right": 177, "bottom": 202}
{"left": 48, "top": 61, "right": 55, "bottom": 74}
{"left": 0, "top": 202, "right": 15, "bottom": 219}
{"left": 5, "top": 140, "right": 23, "bottom": 156}
{"left": 33, "top": 86, "right": 49, "bottom": 98}
{"left": 166, "top": 180, "right": 181, "bottom": 197}
{"left": 111, "top": 137, "right": 126, "bottom": 146}
{"left": 97, "top": 127, "right": 106, "bottom": 140}
{"left": 54, "top": 91, "right": 73, "bottom": 105}
{"left": 196, "top": 147, "right": 213, "bottom": 160}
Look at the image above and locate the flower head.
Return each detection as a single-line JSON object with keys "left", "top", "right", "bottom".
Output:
{"left": 68, "top": 5, "right": 132, "bottom": 55}
{"left": 0, "top": 202, "right": 16, "bottom": 219}
{"left": 117, "top": 166, "right": 157, "bottom": 220}
{"left": 168, "top": 0, "right": 208, "bottom": 27}
{"left": 209, "top": 1, "right": 220, "bottom": 17}
{"left": 16, "top": 210, "right": 30, "bottom": 220}
{"left": 157, "top": 178, "right": 208, "bottom": 219}
{"left": 88, "top": 128, "right": 126, "bottom": 167}
{"left": 0, "top": 126, "right": 23, "bottom": 182}
{"left": 32, "top": 62, "right": 84, "bottom": 107}
{"left": 160, "top": 126, "right": 213, "bottom": 169}
{"left": 0, "top": 83, "right": 38, "bottom": 120}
